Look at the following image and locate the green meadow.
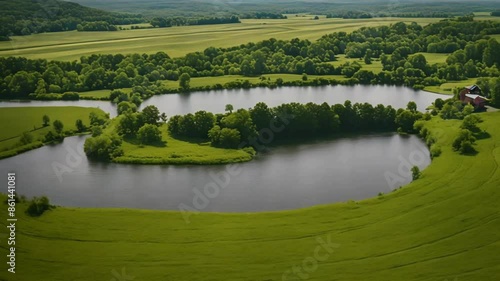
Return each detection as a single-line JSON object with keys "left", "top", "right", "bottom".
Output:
{"left": 0, "top": 17, "right": 443, "bottom": 61}
{"left": 1, "top": 111, "right": 499, "bottom": 280}
{"left": 329, "top": 54, "right": 384, "bottom": 73}
{"left": 78, "top": 88, "right": 132, "bottom": 99}
{"left": 0, "top": 107, "right": 106, "bottom": 158}
{"left": 114, "top": 124, "right": 254, "bottom": 165}
{"left": 424, "top": 78, "right": 479, "bottom": 95}
{"left": 416, "top": 52, "right": 449, "bottom": 65}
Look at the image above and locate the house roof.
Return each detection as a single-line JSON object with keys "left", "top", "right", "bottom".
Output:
{"left": 466, "top": 85, "right": 479, "bottom": 91}
{"left": 465, "top": 94, "right": 487, "bottom": 100}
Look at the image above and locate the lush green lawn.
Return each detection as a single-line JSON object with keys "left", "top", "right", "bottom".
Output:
{"left": 0, "top": 17, "right": 443, "bottom": 61}
{"left": 0, "top": 107, "right": 106, "bottom": 158}
{"left": 473, "top": 12, "right": 500, "bottom": 22}
{"left": 78, "top": 88, "right": 132, "bottom": 99}
{"left": 329, "top": 54, "right": 384, "bottom": 73}
{"left": 114, "top": 124, "right": 254, "bottom": 164}
{"left": 417, "top": 52, "right": 449, "bottom": 65}
{"left": 1, "top": 111, "right": 499, "bottom": 280}
{"left": 424, "top": 78, "right": 479, "bottom": 95}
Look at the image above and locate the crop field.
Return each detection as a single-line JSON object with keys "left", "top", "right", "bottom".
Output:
{"left": 0, "top": 17, "right": 444, "bottom": 61}
{"left": 1, "top": 111, "right": 499, "bottom": 280}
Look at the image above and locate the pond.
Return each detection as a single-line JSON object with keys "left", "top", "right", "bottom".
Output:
{"left": 0, "top": 85, "right": 439, "bottom": 212}
{"left": 0, "top": 85, "right": 443, "bottom": 117}
{"left": 0, "top": 133, "right": 430, "bottom": 212}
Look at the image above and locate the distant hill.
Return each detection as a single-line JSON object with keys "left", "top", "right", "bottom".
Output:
{"left": 69, "top": 0, "right": 500, "bottom": 18}
{"left": 0, "top": 0, "right": 144, "bottom": 40}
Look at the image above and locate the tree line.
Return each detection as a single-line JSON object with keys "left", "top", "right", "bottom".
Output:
{"left": 167, "top": 101, "right": 422, "bottom": 149}
{"left": 1, "top": 18, "right": 500, "bottom": 106}
{"left": 0, "top": 0, "right": 144, "bottom": 40}
{"left": 150, "top": 16, "right": 240, "bottom": 28}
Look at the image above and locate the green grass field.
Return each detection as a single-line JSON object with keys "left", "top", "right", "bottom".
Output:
{"left": 0, "top": 17, "right": 444, "bottom": 61}
{"left": 416, "top": 52, "right": 449, "bottom": 65}
{"left": 0, "top": 107, "right": 106, "bottom": 158}
{"left": 78, "top": 88, "right": 132, "bottom": 99}
{"left": 424, "top": 78, "right": 479, "bottom": 95}
{"left": 329, "top": 54, "right": 384, "bottom": 73}
{"left": 114, "top": 124, "right": 254, "bottom": 165}
{"left": 1, "top": 111, "right": 499, "bottom": 280}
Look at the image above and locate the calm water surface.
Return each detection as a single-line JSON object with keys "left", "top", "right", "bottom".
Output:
{"left": 0, "top": 134, "right": 429, "bottom": 212}
{"left": 0, "top": 85, "right": 438, "bottom": 211}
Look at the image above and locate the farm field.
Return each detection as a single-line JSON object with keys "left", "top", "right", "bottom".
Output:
{"left": 0, "top": 17, "right": 444, "bottom": 61}
{"left": 0, "top": 107, "right": 107, "bottom": 158}
{"left": 2, "top": 111, "right": 499, "bottom": 281}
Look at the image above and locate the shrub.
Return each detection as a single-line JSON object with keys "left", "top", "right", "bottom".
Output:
{"left": 460, "top": 114, "right": 482, "bottom": 132}
{"left": 452, "top": 129, "right": 476, "bottom": 154}
{"left": 430, "top": 145, "right": 442, "bottom": 158}
{"left": 411, "top": 166, "right": 421, "bottom": 181}
{"left": 44, "top": 131, "right": 57, "bottom": 142}
{"left": 42, "top": 115, "right": 50, "bottom": 126}
{"left": 75, "top": 119, "right": 86, "bottom": 132}
{"left": 19, "top": 132, "right": 34, "bottom": 145}
{"left": 137, "top": 124, "right": 162, "bottom": 144}
{"left": 61, "top": 92, "right": 79, "bottom": 100}
{"left": 26, "top": 196, "right": 53, "bottom": 217}
{"left": 53, "top": 120, "right": 64, "bottom": 133}
{"left": 117, "top": 101, "right": 138, "bottom": 115}
{"left": 84, "top": 133, "right": 123, "bottom": 160}
{"left": 91, "top": 126, "right": 103, "bottom": 137}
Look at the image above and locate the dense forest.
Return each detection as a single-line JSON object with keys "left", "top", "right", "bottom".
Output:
{"left": 0, "top": 0, "right": 144, "bottom": 39}
{"left": 71, "top": 0, "right": 500, "bottom": 18}
{"left": 326, "top": 11, "right": 456, "bottom": 19}
{"left": 149, "top": 16, "right": 240, "bottom": 28}
{"left": 1, "top": 18, "right": 499, "bottom": 106}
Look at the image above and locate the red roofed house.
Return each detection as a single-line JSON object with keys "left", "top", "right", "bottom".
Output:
{"left": 459, "top": 85, "right": 488, "bottom": 109}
